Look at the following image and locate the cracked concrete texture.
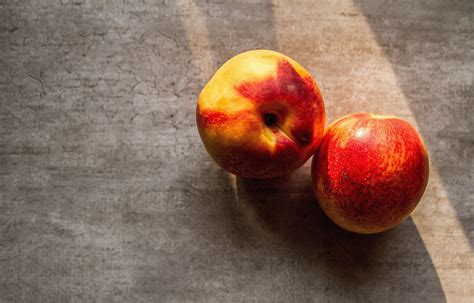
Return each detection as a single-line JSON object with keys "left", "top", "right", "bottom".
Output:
{"left": 0, "top": 0, "right": 472, "bottom": 302}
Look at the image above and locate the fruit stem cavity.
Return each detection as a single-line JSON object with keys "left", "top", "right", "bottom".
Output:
{"left": 264, "top": 113, "right": 277, "bottom": 126}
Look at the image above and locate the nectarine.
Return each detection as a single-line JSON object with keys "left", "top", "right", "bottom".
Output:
{"left": 312, "top": 113, "right": 429, "bottom": 233}
{"left": 197, "top": 50, "right": 325, "bottom": 178}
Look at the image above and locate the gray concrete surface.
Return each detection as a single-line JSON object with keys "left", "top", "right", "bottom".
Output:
{"left": 1, "top": 0, "right": 473, "bottom": 302}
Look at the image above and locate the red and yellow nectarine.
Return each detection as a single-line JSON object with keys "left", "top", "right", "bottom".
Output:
{"left": 197, "top": 50, "right": 325, "bottom": 178}
{"left": 312, "top": 113, "right": 429, "bottom": 233}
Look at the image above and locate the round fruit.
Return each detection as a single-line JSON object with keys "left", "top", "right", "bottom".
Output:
{"left": 196, "top": 50, "right": 325, "bottom": 178}
{"left": 312, "top": 113, "right": 429, "bottom": 233}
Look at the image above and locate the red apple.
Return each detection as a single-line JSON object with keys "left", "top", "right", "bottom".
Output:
{"left": 197, "top": 50, "right": 325, "bottom": 178}
{"left": 312, "top": 113, "right": 429, "bottom": 233}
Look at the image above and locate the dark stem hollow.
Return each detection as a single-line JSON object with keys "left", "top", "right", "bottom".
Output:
{"left": 264, "top": 113, "right": 277, "bottom": 126}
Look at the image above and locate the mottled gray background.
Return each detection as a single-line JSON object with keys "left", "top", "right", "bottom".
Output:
{"left": 0, "top": 0, "right": 473, "bottom": 302}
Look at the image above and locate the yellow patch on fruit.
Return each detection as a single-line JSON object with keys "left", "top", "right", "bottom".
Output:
{"left": 326, "top": 116, "right": 359, "bottom": 149}
{"left": 199, "top": 51, "right": 280, "bottom": 114}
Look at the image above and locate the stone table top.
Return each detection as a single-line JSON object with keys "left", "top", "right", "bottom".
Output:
{"left": 1, "top": 1, "right": 472, "bottom": 302}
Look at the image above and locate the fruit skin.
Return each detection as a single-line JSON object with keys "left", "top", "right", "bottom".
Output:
{"left": 312, "top": 113, "right": 429, "bottom": 234}
{"left": 197, "top": 50, "right": 325, "bottom": 178}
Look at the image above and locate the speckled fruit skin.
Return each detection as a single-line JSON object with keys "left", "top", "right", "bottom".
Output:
{"left": 312, "top": 113, "right": 429, "bottom": 234}
{"left": 197, "top": 50, "right": 325, "bottom": 178}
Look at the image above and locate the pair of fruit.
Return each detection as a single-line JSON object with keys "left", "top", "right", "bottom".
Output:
{"left": 196, "top": 50, "right": 429, "bottom": 234}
